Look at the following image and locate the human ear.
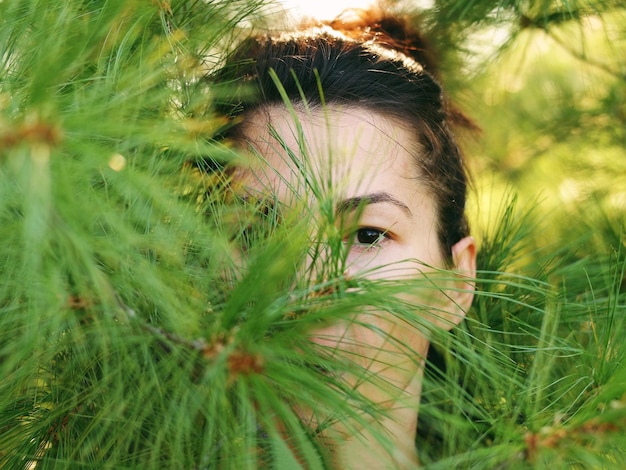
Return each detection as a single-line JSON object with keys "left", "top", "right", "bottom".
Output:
{"left": 445, "top": 236, "right": 477, "bottom": 327}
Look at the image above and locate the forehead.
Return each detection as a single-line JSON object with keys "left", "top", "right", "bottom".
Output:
{"left": 236, "top": 105, "right": 422, "bottom": 202}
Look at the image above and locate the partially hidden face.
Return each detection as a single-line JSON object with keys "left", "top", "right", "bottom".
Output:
{"left": 231, "top": 104, "right": 475, "bottom": 462}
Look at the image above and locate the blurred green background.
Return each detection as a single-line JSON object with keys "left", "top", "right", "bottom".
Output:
{"left": 437, "top": 2, "right": 625, "bottom": 256}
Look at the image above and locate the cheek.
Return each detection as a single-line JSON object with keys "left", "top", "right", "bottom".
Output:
{"left": 309, "top": 310, "right": 430, "bottom": 388}
{"left": 344, "top": 249, "right": 381, "bottom": 277}
{"left": 344, "top": 244, "right": 423, "bottom": 280}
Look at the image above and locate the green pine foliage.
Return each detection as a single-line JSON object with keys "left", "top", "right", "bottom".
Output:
{"left": 1, "top": 0, "right": 625, "bottom": 469}
{"left": 418, "top": 195, "right": 626, "bottom": 467}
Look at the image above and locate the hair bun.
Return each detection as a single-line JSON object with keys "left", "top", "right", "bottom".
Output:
{"left": 327, "top": 8, "right": 439, "bottom": 77}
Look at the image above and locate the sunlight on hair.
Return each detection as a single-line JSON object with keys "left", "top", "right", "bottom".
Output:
{"left": 278, "top": 0, "right": 377, "bottom": 20}
{"left": 278, "top": 0, "right": 436, "bottom": 21}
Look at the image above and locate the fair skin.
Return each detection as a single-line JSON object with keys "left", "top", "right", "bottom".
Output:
{"left": 235, "top": 104, "right": 476, "bottom": 468}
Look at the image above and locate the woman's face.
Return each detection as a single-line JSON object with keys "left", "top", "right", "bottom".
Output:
{"left": 233, "top": 104, "right": 475, "bottom": 459}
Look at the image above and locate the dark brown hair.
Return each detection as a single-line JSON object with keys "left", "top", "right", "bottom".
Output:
{"left": 210, "top": 10, "right": 471, "bottom": 261}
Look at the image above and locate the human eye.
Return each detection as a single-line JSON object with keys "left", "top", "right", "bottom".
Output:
{"left": 346, "top": 227, "right": 390, "bottom": 249}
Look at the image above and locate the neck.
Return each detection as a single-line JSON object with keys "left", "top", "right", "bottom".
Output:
{"left": 332, "top": 370, "right": 424, "bottom": 469}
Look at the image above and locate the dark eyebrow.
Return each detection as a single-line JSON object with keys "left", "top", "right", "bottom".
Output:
{"left": 336, "top": 191, "right": 413, "bottom": 217}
